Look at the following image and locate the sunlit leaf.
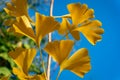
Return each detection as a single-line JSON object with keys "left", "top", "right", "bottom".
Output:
{"left": 67, "top": 3, "right": 94, "bottom": 25}
{"left": 73, "top": 20, "right": 104, "bottom": 45}
{"left": 11, "top": 13, "right": 60, "bottom": 47}
{"left": 35, "top": 12, "right": 60, "bottom": 46}
{"left": 3, "top": 18, "right": 16, "bottom": 26}
{"left": 58, "top": 18, "right": 80, "bottom": 40}
{"left": 60, "top": 48, "right": 91, "bottom": 78}
{"left": 58, "top": 3, "right": 104, "bottom": 45}
{"left": 9, "top": 47, "right": 36, "bottom": 75}
{"left": 44, "top": 40, "right": 74, "bottom": 65}
{"left": 4, "top": 0, "right": 32, "bottom": 22}
{"left": 12, "top": 67, "right": 26, "bottom": 80}
{"left": 30, "top": 74, "right": 46, "bottom": 80}
{"left": 13, "top": 67, "right": 45, "bottom": 80}
{"left": 9, "top": 47, "right": 45, "bottom": 79}
{"left": 44, "top": 40, "right": 91, "bottom": 78}
{"left": 58, "top": 18, "right": 70, "bottom": 35}
{"left": 12, "top": 16, "right": 36, "bottom": 42}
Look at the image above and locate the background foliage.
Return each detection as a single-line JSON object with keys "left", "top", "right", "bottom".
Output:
{"left": 0, "top": 0, "right": 49, "bottom": 79}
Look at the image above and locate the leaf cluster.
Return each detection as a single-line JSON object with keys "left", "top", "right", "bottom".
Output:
{"left": 1, "top": 0, "right": 104, "bottom": 80}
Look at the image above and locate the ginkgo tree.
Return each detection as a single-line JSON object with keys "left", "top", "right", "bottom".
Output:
{"left": 3, "top": 0, "right": 104, "bottom": 80}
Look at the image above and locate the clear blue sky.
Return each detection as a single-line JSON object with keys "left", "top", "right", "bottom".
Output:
{"left": 30, "top": 0, "right": 120, "bottom": 80}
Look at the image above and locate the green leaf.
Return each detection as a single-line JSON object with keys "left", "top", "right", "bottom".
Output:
{"left": 0, "top": 67, "right": 11, "bottom": 77}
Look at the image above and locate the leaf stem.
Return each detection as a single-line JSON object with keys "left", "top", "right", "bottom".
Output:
{"left": 40, "top": 48, "right": 47, "bottom": 80}
{"left": 56, "top": 69, "right": 62, "bottom": 80}
{"left": 47, "top": 0, "right": 54, "bottom": 80}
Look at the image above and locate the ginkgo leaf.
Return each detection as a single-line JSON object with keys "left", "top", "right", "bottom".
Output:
{"left": 31, "top": 74, "right": 46, "bottom": 80}
{"left": 73, "top": 20, "right": 104, "bottom": 45}
{"left": 44, "top": 40, "right": 91, "bottom": 78}
{"left": 4, "top": 0, "right": 32, "bottom": 22}
{"left": 3, "top": 18, "right": 16, "bottom": 26}
{"left": 35, "top": 13, "right": 60, "bottom": 46}
{"left": 58, "top": 3, "right": 104, "bottom": 45}
{"left": 70, "top": 25, "right": 80, "bottom": 40}
{"left": 7, "top": 26, "right": 23, "bottom": 36}
{"left": 13, "top": 67, "right": 26, "bottom": 80}
{"left": 12, "top": 16, "right": 36, "bottom": 42}
{"left": 67, "top": 3, "right": 94, "bottom": 25}
{"left": 9, "top": 48, "right": 46, "bottom": 80}
{"left": 60, "top": 48, "right": 91, "bottom": 78}
{"left": 44, "top": 40, "right": 74, "bottom": 65}
{"left": 58, "top": 18, "right": 70, "bottom": 35}
{"left": 11, "top": 13, "right": 60, "bottom": 47}
{"left": 13, "top": 67, "right": 45, "bottom": 80}
{"left": 58, "top": 18, "right": 80, "bottom": 40}
{"left": 9, "top": 47, "right": 36, "bottom": 75}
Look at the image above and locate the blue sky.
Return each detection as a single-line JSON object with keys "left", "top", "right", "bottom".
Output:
{"left": 29, "top": 0, "right": 120, "bottom": 80}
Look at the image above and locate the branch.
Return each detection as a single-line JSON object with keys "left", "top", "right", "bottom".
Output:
{"left": 47, "top": 0, "right": 54, "bottom": 80}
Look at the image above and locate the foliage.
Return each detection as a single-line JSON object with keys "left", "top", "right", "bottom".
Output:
{"left": 0, "top": 0, "right": 104, "bottom": 80}
{"left": 0, "top": 0, "right": 48, "bottom": 79}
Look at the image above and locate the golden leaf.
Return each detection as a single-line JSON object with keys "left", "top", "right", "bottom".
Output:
{"left": 35, "top": 13, "right": 60, "bottom": 46}
{"left": 58, "top": 3, "right": 104, "bottom": 45}
{"left": 9, "top": 48, "right": 36, "bottom": 75}
{"left": 12, "top": 16, "right": 36, "bottom": 42}
{"left": 60, "top": 48, "right": 91, "bottom": 78}
{"left": 9, "top": 47, "right": 45, "bottom": 80}
{"left": 12, "top": 68, "right": 26, "bottom": 80}
{"left": 4, "top": 0, "right": 32, "bottom": 22}
{"left": 73, "top": 20, "right": 104, "bottom": 45}
{"left": 44, "top": 40, "right": 91, "bottom": 78}
{"left": 11, "top": 13, "right": 60, "bottom": 47}
{"left": 44, "top": 40, "right": 74, "bottom": 65}
{"left": 3, "top": 18, "right": 16, "bottom": 26}
{"left": 58, "top": 18, "right": 70, "bottom": 35}
{"left": 13, "top": 67, "right": 45, "bottom": 80}
{"left": 67, "top": 3, "right": 94, "bottom": 25}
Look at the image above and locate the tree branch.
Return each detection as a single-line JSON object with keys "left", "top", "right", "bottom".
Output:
{"left": 47, "top": 0, "right": 54, "bottom": 80}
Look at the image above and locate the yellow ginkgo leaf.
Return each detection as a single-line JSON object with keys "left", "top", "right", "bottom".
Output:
{"left": 4, "top": 0, "right": 32, "bottom": 22}
{"left": 30, "top": 74, "right": 46, "bottom": 80}
{"left": 73, "top": 20, "right": 104, "bottom": 45}
{"left": 13, "top": 67, "right": 45, "bottom": 80}
{"left": 9, "top": 47, "right": 36, "bottom": 75}
{"left": 12, "top": 67, "right": 26, "bottom": 80}
{"left": 12, "top": 16, "right": 36, "bottom": 42}
{"left": 67, "top": 3, "right": 94, "bottom": 25}
{"left": 60, "top": 48, "right": 91, "bottom": 78}
{"left": 35, "top": 13, "right": 60, "bottom": 46}
{"left": 11, "top": 13, "right": 60, "bottom": 47}
{"left": 44, "top": 40, "right": 74, "bottom": 65}
{"left": 3, "top": 19, "right": 23, "bottom": 36}
{"left": 58, "top": 3, "right": 104, "bottom": 45}
{"left": 7, "top": 26, "right": 23, "bottom": 37}
{"left": 44, "top": 40, "right": 91, "bottom": 78}
{"left": 3, "top": 18, "right": 16, "bottom": 26}
{"left": 8, "top": 47, "right": 45, "bottom": 80}
{"left": 69, "top": 24, "right": 80, "bottom": 40}
{"left": 58, "top": 18, "right": 70, "bottom": 35}
{"left": 58, "top": 18, "right": 80, "bottom": 40}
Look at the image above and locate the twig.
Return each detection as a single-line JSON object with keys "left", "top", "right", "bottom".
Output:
{"left": 47, "top": 0, "right": 54, "bottom": 80}
{"left": 53, "top": 14, "right": 71, "bottom": 18}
